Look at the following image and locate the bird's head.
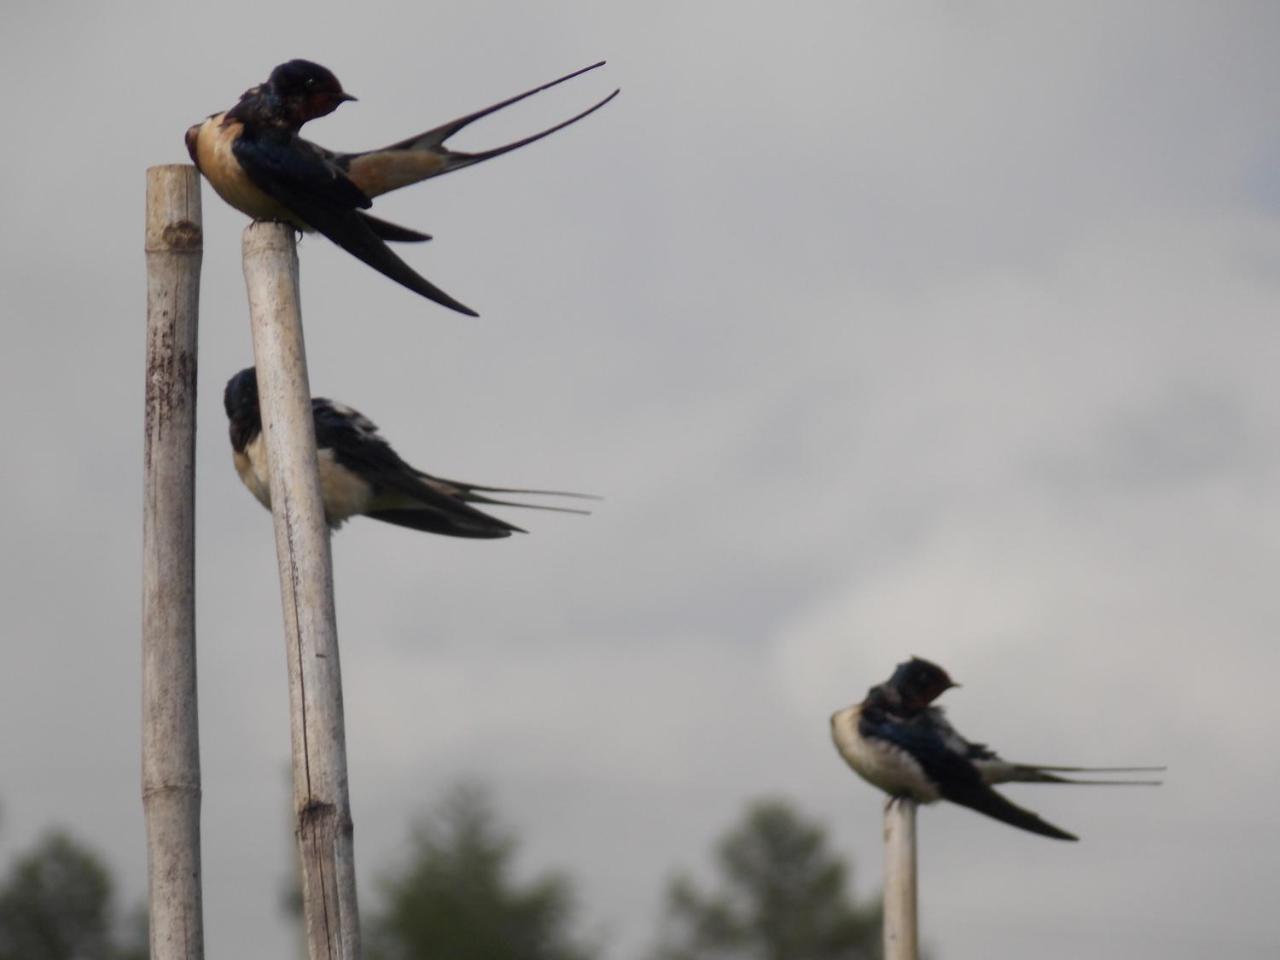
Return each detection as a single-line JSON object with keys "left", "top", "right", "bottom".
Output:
{"left": 265, "top": 59, "right": 356, "bottom": 124}
{"left": 888, "top": 657, "right": 958, "bottom": 712}
{"left": 223, "top": 367, "right": 262, "bottom": 451}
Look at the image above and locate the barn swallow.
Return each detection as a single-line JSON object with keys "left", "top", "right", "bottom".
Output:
{"left": 830, "top": 658, "right": 1163, "bottom": 841}
{"left": 224, "top": 367, "right": 595, "bottom": 538}
{"left": 187, "top": 60, "right": 618, "bottom": 315}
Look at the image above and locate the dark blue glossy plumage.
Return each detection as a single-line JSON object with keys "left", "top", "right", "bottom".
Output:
{"left": 231, "top": 131, "right": 479, "bottom": 314}
{"left": 224, "top": 367, "right": 595, "bottom": 537}
{"left": 832, "top": 658, "right": 1163, "bottom": 842}
{"left": 855, "top": 699, "right": 1079, "bottom": 841}
{"left": 187, "top": 60, "right": 617, "bottom": 316}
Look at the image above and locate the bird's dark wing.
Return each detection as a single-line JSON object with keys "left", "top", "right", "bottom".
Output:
{"left": 859, "top": 706, "right": 983, "bottom": 789}
{"left": 232, "top": 132, "right": 373, "bottom": 211}
{"left": 312, "top": 400, "right": 520, "bottom": 538}
{"left": 360, "top": 506, "right": 520, "bottom": 539}
{"left": 861, "top": 709, "right": 1078, "bottom": 841}
{"left": 360, "top": 214, "right": 432, "bottom": 243}
{"left": 936, "top": 778, "right": 1079, "bottom": 841}
{"left": 232, "top": 134, "right": 476, "bottom": 315}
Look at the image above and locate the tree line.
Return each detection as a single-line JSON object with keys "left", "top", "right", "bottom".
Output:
{"left": 0, "top": 790, "right": 881, "bottom": 960}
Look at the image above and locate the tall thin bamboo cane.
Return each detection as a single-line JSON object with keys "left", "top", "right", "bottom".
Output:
{"left": 241, "top": 221, "right": 361, "bottom": 960}
{"left": 883, "top": 798, "right": 919, "bottom": 960}
{"left": 142, "top": 164, "right": 205, "bottom": 960}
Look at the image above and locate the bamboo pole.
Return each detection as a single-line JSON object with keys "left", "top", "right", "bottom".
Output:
{"left": 242, "top": 222, "right": 361, "bottom": 960}
{"left": 142, "top": 164, "right": 205, "bottom": 960}
{"left": 883, "top": 798, "right": 918, "bottom": 960}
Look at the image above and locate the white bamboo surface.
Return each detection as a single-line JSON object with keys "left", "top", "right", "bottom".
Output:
{"left": 242, "top": 221, "right": 361, "bottom": 960}
{"left": 142, "top": 163, "right": 205, "bottom": 960}
{"left": 884, "top": 798, "right": 919, "bottom": 960}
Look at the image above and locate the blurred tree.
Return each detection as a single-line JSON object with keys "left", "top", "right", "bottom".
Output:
{"left": 366, "top": 784, "right": 596, "bottom": 960}
{"left": 0, "top": 831, "right": 145, "bottom": 960}
{"left": 115, "top": 905, "right": 149, "bottom": 960}
{"left": 651, "top": 798, "right": 881, "bottom": 960}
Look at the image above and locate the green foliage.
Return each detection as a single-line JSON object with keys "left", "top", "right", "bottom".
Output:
{"left": 0, "top": 831, "right": 145, "bottom": 960}
{"left": 652, "top": 799, "right": 881, "bottom": 960}
{"left": 366, "top": 784, "right": 595, "bottom": 960}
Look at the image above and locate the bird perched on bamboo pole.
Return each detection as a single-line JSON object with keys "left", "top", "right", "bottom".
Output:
{"left": 831, "top": 657, "right": 1163, "bottom": 841}
{"left": 223, "top": 367, "right": 594, "bottom": 538}
{"left": 187, "top": 59, "right": 618, "bottom": 315}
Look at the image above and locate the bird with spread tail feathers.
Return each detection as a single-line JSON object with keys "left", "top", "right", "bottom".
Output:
{"left": 223, "top": 367, "right": 595, "bottom": 538}
{"left": 830, "top": 657, "right": 1163, "bottom": 841}
{"left": 187, "top": 59, "right": 618, "bottom": 315}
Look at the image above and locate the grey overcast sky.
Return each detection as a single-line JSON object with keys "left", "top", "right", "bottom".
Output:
{"left": 2, "top": 2, "right": 1278, "bottom": 957}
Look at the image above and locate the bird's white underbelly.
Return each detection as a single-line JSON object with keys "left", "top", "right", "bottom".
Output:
{"left": 315, "top": 448, "right": 373, "bottom": 525}
{"left": 830, "top": 706, "right": 940, "bottom": 803}
{"left": 234, "top": 436, "right": 272, "bottom": 509}
{"left": 235, "top": 435, "right": 371, "bottom": 528}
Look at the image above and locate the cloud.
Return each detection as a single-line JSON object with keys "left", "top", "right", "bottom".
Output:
{"left": 2, "top": 3, "right": 1279, "bottom": 958}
